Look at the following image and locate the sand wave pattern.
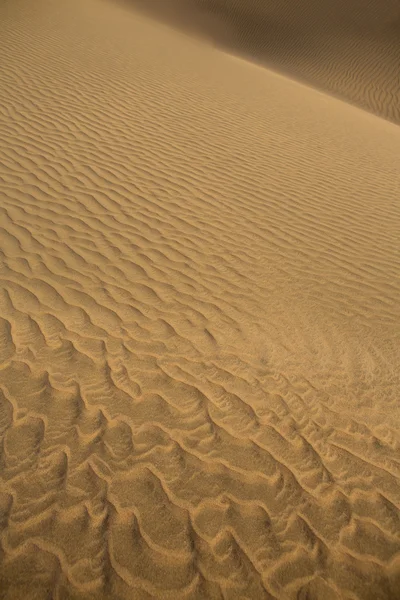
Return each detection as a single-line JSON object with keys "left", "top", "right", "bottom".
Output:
{"left": 0, "top": 0, "right": 400, "bottom": 598}
{"left": 127, "top": 0, "right": 400, "bottom": 125}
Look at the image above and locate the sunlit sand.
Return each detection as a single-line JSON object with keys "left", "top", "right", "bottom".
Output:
{"left": 0, "top": 0, "right": 399, "bottom": 598}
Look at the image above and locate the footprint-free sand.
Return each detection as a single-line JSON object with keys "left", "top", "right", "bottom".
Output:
{"left": 0, "top": 0, "right": 400, "bottom": 598}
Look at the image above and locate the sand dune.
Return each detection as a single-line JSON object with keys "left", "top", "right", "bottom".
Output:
{"left": 125, "top": 0, "right": 400, "bottom": 124}
{"left": 1, "top": 0, "right": 400, "bottom": 598}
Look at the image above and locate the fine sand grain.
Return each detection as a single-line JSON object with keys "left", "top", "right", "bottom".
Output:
{"left": 0, "top": 0, "right": 400, "bottom": 598}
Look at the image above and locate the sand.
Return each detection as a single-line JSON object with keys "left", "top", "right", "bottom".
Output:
{"left": 126, "top": 0, "right": 400, "bottom": 124}
{"left": 0, "top": 0, "right": 400, "bottom": 598}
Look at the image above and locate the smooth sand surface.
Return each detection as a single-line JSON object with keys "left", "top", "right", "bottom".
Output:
{"left": 0, "top": 0, "right": 400, "bottom": 598}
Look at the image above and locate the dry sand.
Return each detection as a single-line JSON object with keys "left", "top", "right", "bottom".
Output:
{"left": 0, "top": 0, "right": 400, "bottom": 598}
{"left": 126, "top": 0, "right": 400, "bottom": 124}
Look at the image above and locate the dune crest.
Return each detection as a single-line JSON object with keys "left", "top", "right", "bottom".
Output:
{"left": 0, "top": 0, "right": 400, "bottom": 598}
{"left": 123, "top": 0, "right": 400, "bottom": 124}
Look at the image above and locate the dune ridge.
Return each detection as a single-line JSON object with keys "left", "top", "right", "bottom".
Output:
{"left": 123, "top": 0, "right": 400, "bottom": 124}
{"left": 1, "top": 0, "right": 400, "bottom": 598}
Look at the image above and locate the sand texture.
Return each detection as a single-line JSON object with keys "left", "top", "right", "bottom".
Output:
{"left": 127, "top": 0, "right": 400, "bottom": 125}
{"left": 1, "top": 0, "right": 400, "bottom": 598}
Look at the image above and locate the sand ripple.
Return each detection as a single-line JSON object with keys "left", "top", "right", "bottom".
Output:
{"left": 0, "top": 0, "right": 400, "bottom": 598}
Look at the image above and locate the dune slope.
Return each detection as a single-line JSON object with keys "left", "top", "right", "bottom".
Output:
{"left": 0, "top": 0, "right": 400, "bottom": 598}
{"left": 125, "top": 0, "right": 400, "bottom": 124}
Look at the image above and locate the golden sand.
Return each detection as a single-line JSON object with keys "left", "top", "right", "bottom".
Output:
{"left": 0, "top": 0, "right": 399, "bottom": 598}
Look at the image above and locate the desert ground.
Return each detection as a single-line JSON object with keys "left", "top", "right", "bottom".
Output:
{"left": 0, "top": 0, "right": 400, "bottom": 598}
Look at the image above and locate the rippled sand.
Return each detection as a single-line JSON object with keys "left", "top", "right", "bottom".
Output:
{"left": 0, "top": 0, "right": 400, "bottom": 598}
